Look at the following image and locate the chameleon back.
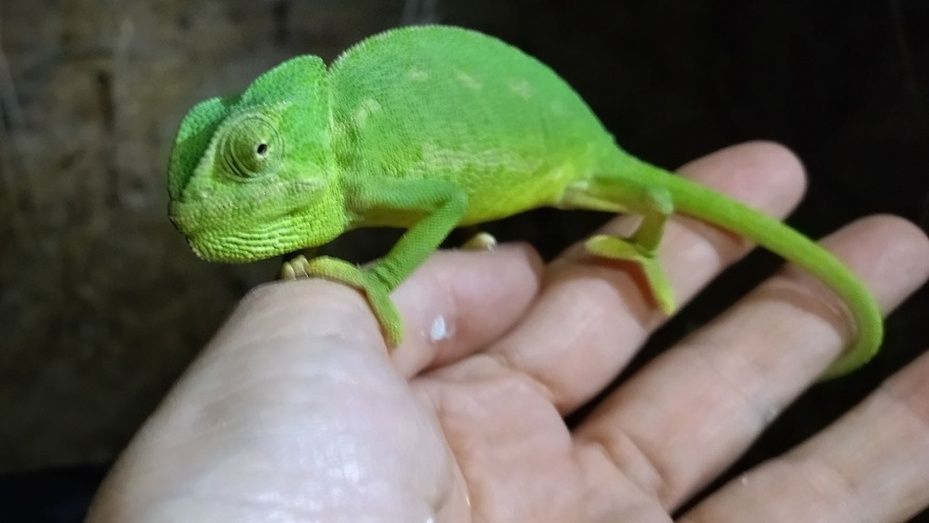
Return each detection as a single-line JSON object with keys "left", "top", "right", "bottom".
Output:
{"left": 329, "top": 25, "right": 620, "bottom": 223}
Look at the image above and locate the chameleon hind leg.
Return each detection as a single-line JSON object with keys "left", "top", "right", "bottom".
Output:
{"left": 563, "top": 176, "right": 677, "bottom": 314}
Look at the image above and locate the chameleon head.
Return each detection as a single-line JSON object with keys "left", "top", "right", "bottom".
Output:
{"left": 167, "top": 56, "right": 346, "bottom": 262}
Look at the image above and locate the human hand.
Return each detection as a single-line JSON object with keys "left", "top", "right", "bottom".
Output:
{"left": 88, "top": 142, "right": 929, "bottom": 522}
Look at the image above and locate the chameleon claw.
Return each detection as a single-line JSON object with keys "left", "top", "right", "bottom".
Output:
{"left": 462, "top": 231, "right": 497, "bottom": 251}
{"left": 280, "top": 254, "right": 312, "bottom": 280}
{"left": 280, "top": 262, "right": 297, "bottom": 280}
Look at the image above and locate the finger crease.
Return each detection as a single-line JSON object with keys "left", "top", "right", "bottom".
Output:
{"left": 488, "top": 350, "right": 559, "bottom": 405}
{"left": 686, "top": 340, "right": 771, "bottom": 434}
{"left": 781, "top": 454, "right": 860, "bottom": 517}
{"left": 579, "top": 428, "right": 675, "bottom": 506}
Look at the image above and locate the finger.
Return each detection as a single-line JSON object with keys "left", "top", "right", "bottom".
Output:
{"left": 390, "top": 244, "right": 544, "bottom": 377}
{"left": 89, "top": 280, "right": 456, "bottom": 521}
{"left": 682, "top": 348, "right": 929, "bottom": 523}
{"left": 490, "top": 141, "right": 808, "bottom": 411}
{"left": 574, "top": 215, "right": 929, "bottom": 511}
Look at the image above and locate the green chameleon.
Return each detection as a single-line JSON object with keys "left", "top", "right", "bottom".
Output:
{"left": 167, "top": 25, "right": 881, "bottom": 378}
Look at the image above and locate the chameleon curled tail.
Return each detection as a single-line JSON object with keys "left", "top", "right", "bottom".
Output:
{"left": 563, "top": 158, "right": 881, "bottom": 380}
{"left": 654, "top": 170, "right": 882, "bottom": 379}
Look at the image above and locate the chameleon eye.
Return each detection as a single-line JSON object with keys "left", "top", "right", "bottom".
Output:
{"left": 219, "top": 115, "right": 283, "bottom": 179}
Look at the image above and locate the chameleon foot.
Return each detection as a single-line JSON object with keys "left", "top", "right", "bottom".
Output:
{"left": 584, "top": 234, "right": 676, "bottom": 314}
{"left": 461, "top": 231, "right": 497, "bottom": 251}
{"left": 280, "top": 255, "right": 403, "bottom": 346}
{"left": 281, "top": 254, "right": 310, "bottom": 280}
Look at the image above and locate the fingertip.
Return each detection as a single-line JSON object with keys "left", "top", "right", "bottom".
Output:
{"left": 859, "top": 213, "right": 929, "bottom": 269}
{"left": 818, "top": 214, "right": 929, "bottom": 312}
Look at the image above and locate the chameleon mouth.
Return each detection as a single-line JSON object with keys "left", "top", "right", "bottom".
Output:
{"left": 168, "top": 198, "right": 290, "bottom": 262}
{"left": 168, "top": 177, "right": 339, "bottom": 262}
{"left": 178, "top": 217, "right": 308, "bottom": 262}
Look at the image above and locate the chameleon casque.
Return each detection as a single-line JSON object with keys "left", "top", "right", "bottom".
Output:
{"left": 168, "top": 25, "right": 881, "bottom": 378}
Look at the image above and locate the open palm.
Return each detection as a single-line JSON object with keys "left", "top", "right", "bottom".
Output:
{"left": 89, "top": 143, "right": 929, "bottom": 522}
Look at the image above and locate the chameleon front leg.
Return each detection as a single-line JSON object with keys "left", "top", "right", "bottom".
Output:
{"left": 282, "top": 178, "right": 468, "bottom": 346}
{"left": 563, "top": 175, "right": 677, "bottom": 314}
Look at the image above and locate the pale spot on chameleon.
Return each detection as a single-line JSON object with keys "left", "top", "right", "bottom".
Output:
{"left": 419, "top": 142, "right": 531, "bottom": 173}
{"left": 408, "top": 66, "right": 428, "bottom": 81}
{"left": 430, "top": 315, "right": 455, "bottom": 343}
{"left": 352, "top": 97, "right": 382, "bottom": 128}
{"left": 507, "top": 78, "right": 532, "bottom": 99}
{"left": 456, "top": 70, "right": 482, "bottom": 89}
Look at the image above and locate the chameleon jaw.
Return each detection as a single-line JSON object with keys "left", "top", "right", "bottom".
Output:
{"left": 171, "top": 192, "right": 346, "bottom": 264}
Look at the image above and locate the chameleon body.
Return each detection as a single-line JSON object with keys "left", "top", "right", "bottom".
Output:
{"left": 168, "top": 25, "right": 882, "bottom": 378}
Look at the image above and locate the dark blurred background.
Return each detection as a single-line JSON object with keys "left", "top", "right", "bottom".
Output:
{"left": 1, "top": 0, "right": 927, "bottom": 521}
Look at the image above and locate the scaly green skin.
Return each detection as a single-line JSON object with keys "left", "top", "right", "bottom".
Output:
{"left": 168, "top": 25, "right": 882, "bottom": 379}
